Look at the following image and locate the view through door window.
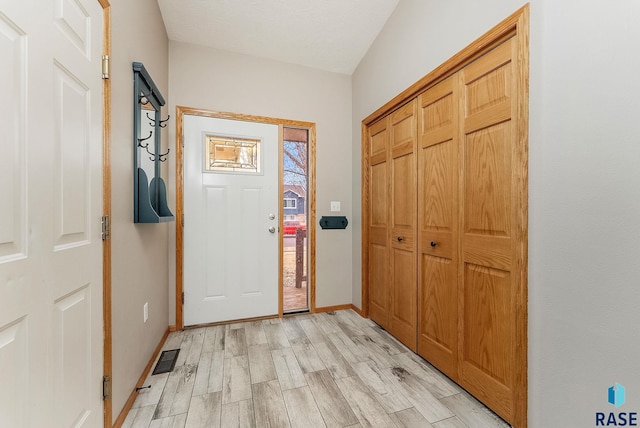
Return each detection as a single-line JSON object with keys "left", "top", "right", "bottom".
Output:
{"left": 283, "top": 127, "right": 309, "bottom": 312}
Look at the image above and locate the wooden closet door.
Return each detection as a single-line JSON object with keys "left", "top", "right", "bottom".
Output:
{"left": 367, "top": 118, "right": 390, "bottom": 330}
{"left": 388, "top": 101, "right": 418, "bottom": 350}
{"left": 417, "top": 76, "right": 460, "bottom": 380}
{"left": 363, "top": 8, "right": 528, "bottom": 426}
{"left": 458, "top": 37, "right": 523, "bottom": 424}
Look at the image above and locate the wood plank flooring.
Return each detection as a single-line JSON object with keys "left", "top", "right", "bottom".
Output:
{"left": 122, "top": 310, "right": 509, "bottom": 428}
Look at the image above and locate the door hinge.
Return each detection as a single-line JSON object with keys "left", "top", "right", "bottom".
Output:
{"left": 103, "top": 375, "right": 112, "bottom": 400}
{"left": 101, "top": 55, "right": 110, "bottom": 79}
{"left": 101, "top": 215, "right": 110, "bottom": 240}
{"left": 182, "top": 292, "right": 184, "bottom": 305}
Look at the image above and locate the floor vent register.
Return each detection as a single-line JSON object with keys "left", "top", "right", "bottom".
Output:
{"left": 152, "top": 349, "right": 180, "bottom": 375}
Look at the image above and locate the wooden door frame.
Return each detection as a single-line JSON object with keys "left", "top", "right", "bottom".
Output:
{"left": 361, "top": 4, "right": 529, "bottom": 427}
{"left": 98, "top": 0, "right": 112, "bottom": 427}
{"left": 175, "top": 107, "right": 317, "bottom": 329}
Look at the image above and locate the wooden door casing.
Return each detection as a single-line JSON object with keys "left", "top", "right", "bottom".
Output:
{"left": 417, "top": 75, "right": 460, "bottom": 380}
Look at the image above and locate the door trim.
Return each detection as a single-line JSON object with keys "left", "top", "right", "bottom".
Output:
{"left": 361, "top": 5, "right": 528, "bottom": 427}
{"left": 98, "top": 0, "right": 112, "bottom": 427}
{"left": 175, "top": 106, "right": 317, "bottom": 329}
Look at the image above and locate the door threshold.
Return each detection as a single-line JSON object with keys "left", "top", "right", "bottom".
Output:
{"left": 283, "top": 309, "right": 310, "bottom": 316}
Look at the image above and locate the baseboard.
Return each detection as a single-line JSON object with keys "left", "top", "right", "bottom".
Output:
{"left": 168, "top": 325, "right": 179, "bottom": 332}
{"left": 113, "top": 327, "right": 170, "bottom": 428}
{"left": 314, "top": 304, "right": 352, "bottom": 313}
{"left": 350, "top": 304, "right": 366, "bottom": 318}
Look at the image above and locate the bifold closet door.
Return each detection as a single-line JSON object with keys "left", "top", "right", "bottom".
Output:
{"left": 366, "top": 100, "right": 418, "bottom": 351}
{"left": 388, "top": 101, "right": 417, "bottom": 351}
{"left": 417, "top": 36, "right": 525, "bottom": 424}
{"left": 417, "top": 75, "right": 460, "bottom": 380}
{"left": 458, "top": 37, "right": 523, "bottom": 423}
{"left": 365, "top": 9, "right": 528, "bottom": 425}
{"left": 367, "top": 118, "right": 391, "bottom": 330}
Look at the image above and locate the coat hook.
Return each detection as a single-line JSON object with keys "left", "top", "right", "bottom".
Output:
{"left": 158, "top": 114, "right": 170, "bottom": 128}
{"left": 145, "top": 112, "right": 170, "bottom": 128}
{"left": 145, "top": 111, "right": 156, "bottom": 127}
{"left": 138, "top": 130, "right": 153, "bottom": 146}
{"left": 157, "top": 148, "right": 170, "bottom": 162}
{"left": 142, "top": 144, "right": 170, "bottom": 162}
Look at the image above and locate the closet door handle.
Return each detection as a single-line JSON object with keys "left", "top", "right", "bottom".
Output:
{"left": 430, "top": 241, "right": 437, "bottom": 247}
{"left": 397, "top": 236, "right": 404, "bottom": 242}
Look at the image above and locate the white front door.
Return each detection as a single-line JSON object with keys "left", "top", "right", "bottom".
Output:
{"left": 183, "top": 115, "right": 279, "bottom": 325}
{"left": 0, "top": 0, "right": 104, "bottom": 427}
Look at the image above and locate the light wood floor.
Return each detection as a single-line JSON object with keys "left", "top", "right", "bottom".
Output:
{"left": 122, "top": 310, "right": 509, "bottom": 428}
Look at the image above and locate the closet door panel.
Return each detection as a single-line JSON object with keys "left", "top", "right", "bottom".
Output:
{"left": 461, "top": 263, "right": 512, "bottom": 406}
{"left": 368, "top": 119, "right": 390, "bottom": 329}
{"left": 369, "top": 242, "right": 389, "bottom": 328}
{"left": 389, "top": 101, "right": 417, "bottom": 350}
{"left": 417, "top": 76, "right": 459, "bottom": 379}
{"left": 459, "top": 37, "right": 518, "bottom": 423}
{"left": 464, "top": 123, "right": 512, "bottom": 237}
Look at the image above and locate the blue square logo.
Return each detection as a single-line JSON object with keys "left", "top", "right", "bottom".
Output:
{"left": 609, "top": 383, "right": 626, "bottom": 408}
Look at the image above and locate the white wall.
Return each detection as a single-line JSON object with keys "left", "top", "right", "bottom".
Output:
{"left": 167, "top": 42, "right": 353, "bottom": 321}
{"left": 352, "top": 0, "right": 640, "bottom": 425}
{"left": 110, "top": 0, "right": 170, "bottom": 420}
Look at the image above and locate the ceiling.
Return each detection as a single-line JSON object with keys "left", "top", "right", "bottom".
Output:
{"left": 157, "top": 0, "right": 400, "bottom": 75}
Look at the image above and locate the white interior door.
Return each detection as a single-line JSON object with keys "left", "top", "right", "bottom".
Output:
{"left": 0, "top": 0, "right": 104, "bottom": 427}
{"left": 184, "top": 115, "right": 279, "bottom": 325}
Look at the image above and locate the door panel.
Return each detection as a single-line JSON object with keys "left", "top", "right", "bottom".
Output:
{"left": 370, "top": 163, "right": 388, "bottom": 227}
{"left": 53, "top": 63, "right": 92, "bottom": 248}
{"left": 184, "top": 115, "right": 279, "bottom": 325}
{"left": 0, "top": 318, "right": 28, "bottom": 427}
{"left": 369, "top": 243, "right": 389, "bottom": 328}
{"left": 463, "top": 264, "right": 512, "bottom": 386}
{"left": 367, "top": 118, "right": 390, "bottom": 329}
{"left": 392, "top": 153, "right": 414, "bottom": 228}
{"left": 461, "top": 263, "right": 512, "bottom": 415}
{"left": 417, "top": 76, "right": 459, "bottom": 379}
{"left": 204, "top": 186, "right": 227, "bottom": 298}
{"left": 459, "top": 37, "right": 518, "bottom": 423}
{"left": 54, "top": 286, "right": 93, "bottom": 427}
{"left": 420, "top": 254, "right": 456, "bottom": 370}
{"left": 465, "top": 123, "right": 512, "bottom": 237}
{"left": 0, "top": 10, "right": 27, "bottom": 263}
{"left": 389, "top": 101, "right": 417, "bottom": 350}
{"left": 0, "top": 1, "right": 104, "bottom": 426}
{"left": 390, "top": 246, "right": 416, "bottom": 348}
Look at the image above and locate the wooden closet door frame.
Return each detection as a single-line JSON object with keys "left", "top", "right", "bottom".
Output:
{"left": 361, "top": 5, "right": 528, "bottom": 427}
